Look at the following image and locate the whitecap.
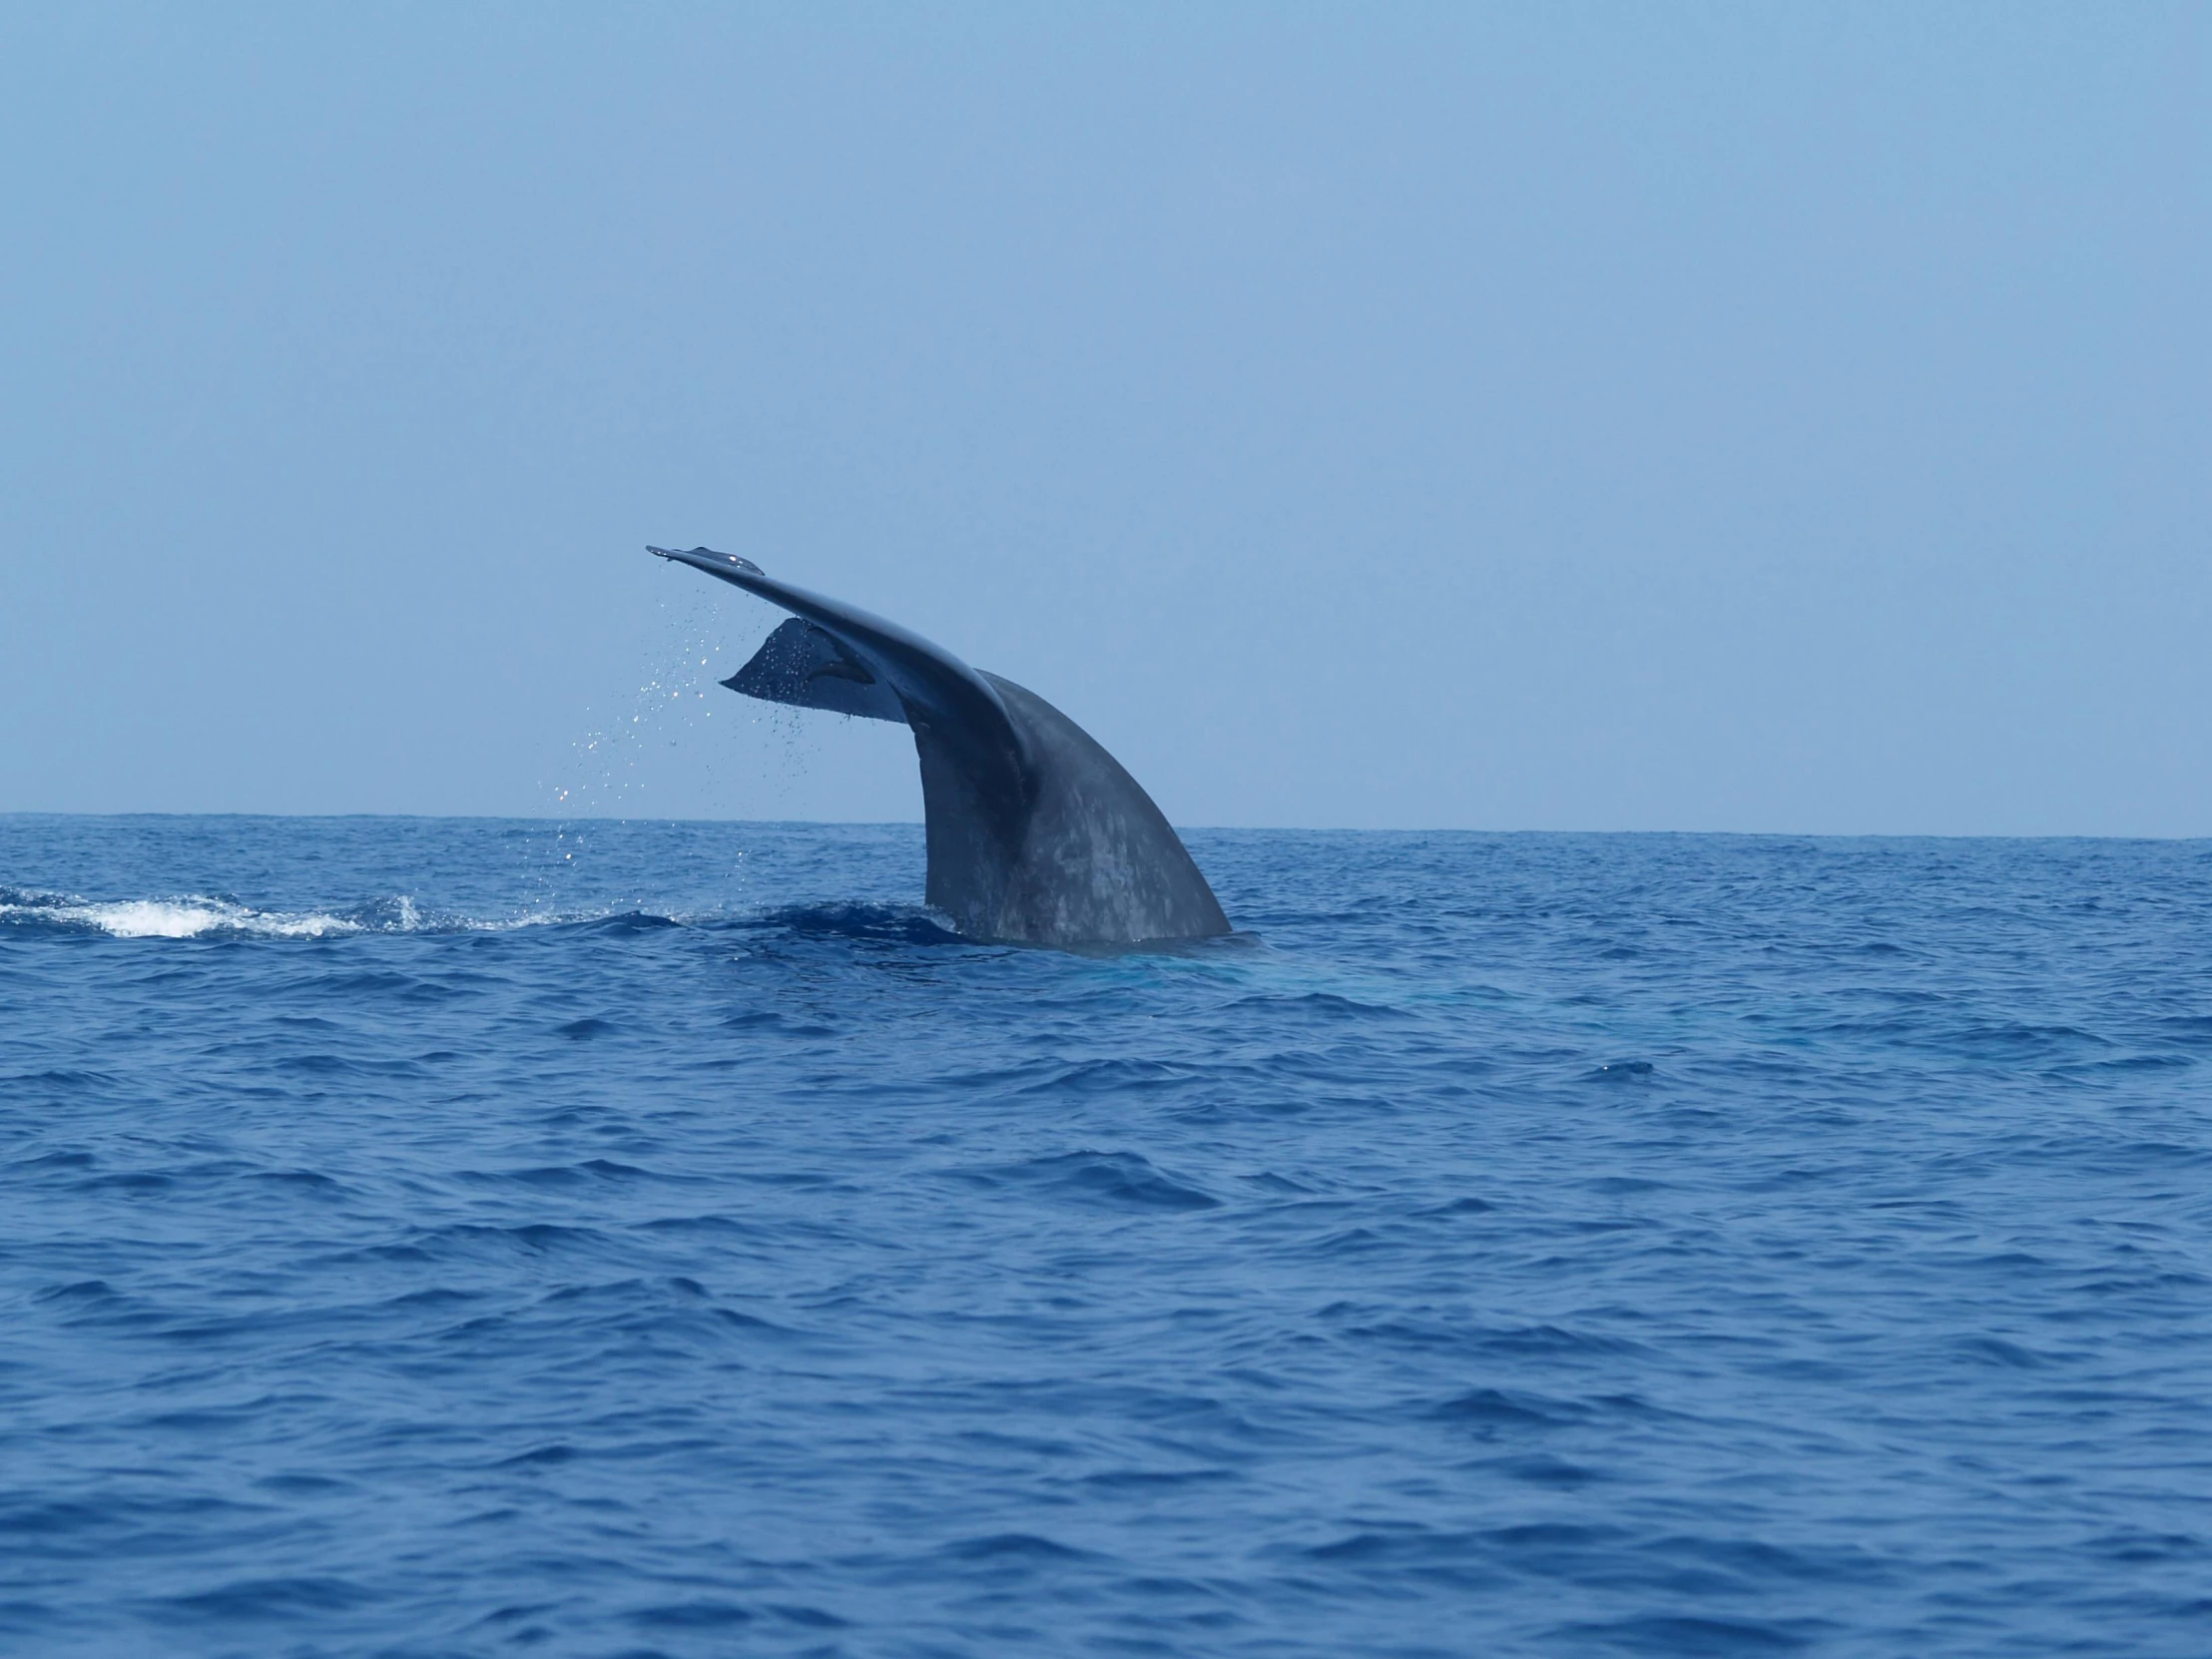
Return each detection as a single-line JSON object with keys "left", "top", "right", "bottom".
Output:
{"left": 0, "top": 894, "right": 359, "bottom": 939}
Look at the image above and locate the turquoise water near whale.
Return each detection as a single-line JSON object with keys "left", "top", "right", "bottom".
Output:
{"left": 4, "top": 816, "right": 2210, "bottom": 1656}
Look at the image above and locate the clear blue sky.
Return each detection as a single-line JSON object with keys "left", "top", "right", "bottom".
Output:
{"left": 3, "top": 5, "right": 2204, "bottom": 831}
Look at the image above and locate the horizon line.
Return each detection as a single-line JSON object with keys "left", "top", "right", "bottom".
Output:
{"left": 2, "top": 810, "right": 2206, "bottom": 844}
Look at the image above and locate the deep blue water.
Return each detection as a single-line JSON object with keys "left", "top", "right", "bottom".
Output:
{"left": 4, "top": 817, "right": 2210, "bottom": 1657}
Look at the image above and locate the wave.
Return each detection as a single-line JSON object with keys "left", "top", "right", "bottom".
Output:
{"left": 747, "top": 902, "right": 966, "bottom": 946}
{"left": 0, "top": 888, "right": 535, "bottom": 940}
{"left": 0, "top": 889, "right": 962, "bottom": 944}
{"left": 0, "top": 888, "right": 1226, "bottom": 949}
{"left": 0, "top": 892, "right": 362, "bottom": 939}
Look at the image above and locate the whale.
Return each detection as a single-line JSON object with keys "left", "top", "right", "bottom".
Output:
{"left": 651, "top": 547, "right": 1231, "bottom": 947}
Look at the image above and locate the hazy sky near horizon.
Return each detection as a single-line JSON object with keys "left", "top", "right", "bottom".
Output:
{"left": 3, "top": 5, "right": 2205, "bottom": 831}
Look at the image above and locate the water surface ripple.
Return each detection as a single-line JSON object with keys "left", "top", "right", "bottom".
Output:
{"left": 3, "top": 818, "right": 2209, "bottom": 1656}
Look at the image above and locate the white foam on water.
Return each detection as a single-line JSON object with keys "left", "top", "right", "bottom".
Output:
{"left": 0, "top": 890, "right": 692, "bottom": 939}
{"left": 0, "top": 895, "right": 361, "bottom": 939}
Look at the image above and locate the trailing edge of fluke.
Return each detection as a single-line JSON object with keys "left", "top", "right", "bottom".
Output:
{"left": 650, "top": 546, "right": 1231, "bottom": 947}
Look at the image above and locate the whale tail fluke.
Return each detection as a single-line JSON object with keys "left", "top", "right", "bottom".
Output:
{"left": 654, "top": 545, "right": 1229, "bottom": 946}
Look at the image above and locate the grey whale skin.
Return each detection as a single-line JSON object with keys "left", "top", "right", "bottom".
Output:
{"left": 652, "top": 546, "right": 1230, "bottom": 947}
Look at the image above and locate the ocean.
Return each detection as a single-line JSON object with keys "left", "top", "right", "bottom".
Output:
{"left": 3, "top": 815, "right": 2209, "bottom": 1656}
